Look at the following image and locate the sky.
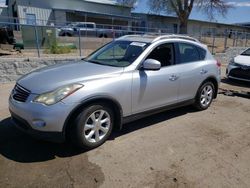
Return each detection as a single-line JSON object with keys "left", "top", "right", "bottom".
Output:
{"left": 0, "top": 0, "right": 249, "bottom": 24}
{"left": 133, "top": 0, "right": 250, "bottom": 24}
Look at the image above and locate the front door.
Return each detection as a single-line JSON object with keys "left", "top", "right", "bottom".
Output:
{"left": 131, "top": 43, "right": 180, "bottom": 114}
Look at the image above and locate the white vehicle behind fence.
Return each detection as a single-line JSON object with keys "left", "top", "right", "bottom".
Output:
{"left": 58, "top": 22, "right": 120, "bottom": 38}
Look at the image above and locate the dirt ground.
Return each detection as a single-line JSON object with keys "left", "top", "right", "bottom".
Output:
{"left": 0, "top": 66, "right": 250, "bottom": 188}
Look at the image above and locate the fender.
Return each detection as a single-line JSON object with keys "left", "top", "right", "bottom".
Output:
{"left": 62, "top": 95, "right": 124, "bottom": 138}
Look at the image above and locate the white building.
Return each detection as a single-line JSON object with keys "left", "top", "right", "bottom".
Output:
{"left": 0, "top": 5, "right": 8, "bottom": 24}
{"left": 132, "top": 13, "right": 250, "bottom": 35}
{"left": 3, "top": 0, "right": 250, "bottom": 35}
{"left": 6, "top": 0, "right": 135, "bottom": 26}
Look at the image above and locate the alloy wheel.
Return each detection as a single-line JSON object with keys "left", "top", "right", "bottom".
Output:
{"left": 200, "top": 85, "right": 213, "bottom": 108}
{"left": 83, "top": 110, "right": 111, "bottom": 143}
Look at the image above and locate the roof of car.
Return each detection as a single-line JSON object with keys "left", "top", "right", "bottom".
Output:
{"left": 117, "top": 34, "right": 200, "bottom": 44}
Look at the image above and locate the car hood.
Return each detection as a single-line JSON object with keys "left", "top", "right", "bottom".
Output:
{"left": 17, "top": 61, "right": 124, "bottom": 94}
{"left": 234, "top": 55, "right": 250, "bottom": 66}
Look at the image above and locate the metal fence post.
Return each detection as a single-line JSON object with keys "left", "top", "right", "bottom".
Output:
{"left": 34, "top": 24, "right": 40, "bottom": 58}
{"left": 102, "top": 24, "right": 105, "bottom": 45}
{"left": 224, "top": 30, "right": 228, "bottom": 51}
{"left": 112, "top": 17, "right": 114, "bottom": 41}
{"left": 198, "top": 32, "right": 202, "bottom": 41}
{"left": 78, "top": 29, "right": 82, "bottom": 57}
{"left": 245, "top": 33, "right": 248, "bottom": 47}
{"left": 233, "top": 31, "right": 236, "bottom": 47}
{"left": 236, "top": 31, "right": 239, "bottom": 47}
{"left": 85, "top": 13, "right": 87, "bottom": 38}
{"left": 212, "top": 32, "right": 216, "bottom": 55}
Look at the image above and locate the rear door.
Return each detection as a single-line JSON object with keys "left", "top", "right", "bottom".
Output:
{"left": 175, "top": 42, "right": 208, "bottom": 101}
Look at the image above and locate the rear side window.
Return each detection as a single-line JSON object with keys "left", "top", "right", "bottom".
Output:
{"left": 197, "top": 47, "right": 207, "bottom": 60}
{"left": 178, "top": 43, "right": 206, "bottom": 64}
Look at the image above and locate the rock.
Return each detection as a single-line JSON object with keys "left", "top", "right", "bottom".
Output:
{"left": 0, "top": 57, "right": 80, "bottom": 83}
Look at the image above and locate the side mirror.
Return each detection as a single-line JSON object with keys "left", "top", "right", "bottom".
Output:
{"left": 141, "top": 59, "right": 161, "bottom": 71}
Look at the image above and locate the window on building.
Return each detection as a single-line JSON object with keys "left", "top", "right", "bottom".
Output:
{"left": 26, "top": 13, "right": 36, "bottom": 25}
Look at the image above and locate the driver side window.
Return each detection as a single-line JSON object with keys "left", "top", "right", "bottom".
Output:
{"left": 146, "top": 43, "right": 174, "bottom": 67}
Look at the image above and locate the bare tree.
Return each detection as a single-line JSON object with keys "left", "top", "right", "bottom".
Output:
{"left": 197, "top": 0, "right": 231, "bottom": 21}
{"left": 148, "top": 0, "right": 232, "bottom": 34}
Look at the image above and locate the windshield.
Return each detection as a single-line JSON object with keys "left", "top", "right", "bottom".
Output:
{"left": 85, "top": 40, "right": 149, "bottom": 67}
{"left": 241, "top": 48, "right": 250, "bottom": 56}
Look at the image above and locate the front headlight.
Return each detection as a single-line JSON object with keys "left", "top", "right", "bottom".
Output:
{"left": 229, "top": 59, "right": 240, "bottom": 66}
{"left": 229, "top": 59, "right": 236, "bottom": 66}
{"left": 33, "top": 83, "right": 83, "bottom": 105}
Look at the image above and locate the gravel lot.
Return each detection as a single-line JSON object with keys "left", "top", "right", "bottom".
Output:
{"left": 0, "top": 66, "right": 250, "bottom": 188}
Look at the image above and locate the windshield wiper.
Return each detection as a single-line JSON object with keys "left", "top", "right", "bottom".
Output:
{"left": 87, "top": 59, "right": 123, "bottom": 67}
{"left": 87, "top": 60, "right": 105, "bottom": 65}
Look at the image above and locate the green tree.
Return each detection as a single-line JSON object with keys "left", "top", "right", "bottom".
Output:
{"left": 148, "top": 0, "right": 232, "bottom": 34}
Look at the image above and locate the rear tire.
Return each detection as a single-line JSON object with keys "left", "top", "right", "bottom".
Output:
{"left": 66, "top": 33, "right": 72, "bottom": 37}
{"left": 194, "top": 82, "right": 215, "bottom": 111}
{"left": 70, "top": 103, "right": 114, "bottom": 149}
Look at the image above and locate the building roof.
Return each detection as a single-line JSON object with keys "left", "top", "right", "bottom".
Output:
{"left": 132, "top": 12, "right": 250, "bottom": 29}
{"left": 84, "top": 0, "right": 132, "bottom": 7}
{"left": 235, "top": 22, "right": 250, "bottom": 27}
{"left": 5, "top": 0, "right": 132, "bottom": 7}
{"left": 84, "top": 0, "right": 117, "bottom": 5}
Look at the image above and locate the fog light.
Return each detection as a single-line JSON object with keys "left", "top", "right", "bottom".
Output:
{"left": 32, "top": 120, "right": 46, "bottom": 127}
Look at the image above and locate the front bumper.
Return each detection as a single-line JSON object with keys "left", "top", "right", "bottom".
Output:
{"left": 10, "top": 111, "right": 65, "bottom": 143}
{"left": 9, "top": 93, "right": 76, "bottom": 142}
{"left": 226, "top": 64, "right": 250, "bottom": 82}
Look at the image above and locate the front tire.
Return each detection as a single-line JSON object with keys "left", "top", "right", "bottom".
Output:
{"left": 71, "top": 103, "right": 114, "bottom": 149}
{"left": 194, "top": 82, "right": 215, "bottom": 111}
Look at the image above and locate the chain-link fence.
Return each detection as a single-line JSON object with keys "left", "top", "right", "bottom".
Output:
{"left": 0, "top": 18, "right": 249, "bottom": 58}
{"left": 194, "top": 30, "right": 250, "bottom": 54}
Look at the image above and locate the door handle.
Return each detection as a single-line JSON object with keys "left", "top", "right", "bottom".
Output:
{"left": 200, "top": 69, "right": 208, "bottom": 74}
{"left": 169, "top": 75, "right": 179, "bottom": 81}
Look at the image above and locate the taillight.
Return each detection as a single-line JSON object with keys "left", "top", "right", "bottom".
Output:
{"left": 216, "top": 60, "right": 221, "bottom": 68}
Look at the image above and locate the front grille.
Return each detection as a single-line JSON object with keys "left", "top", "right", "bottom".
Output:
{"left": 12, "top": 84, "right": 31, "bottom": 102}
{"left": 229, "top": 68, "right": 250, "bottom": 80}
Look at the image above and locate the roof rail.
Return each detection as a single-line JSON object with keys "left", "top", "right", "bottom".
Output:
{"left": 117, "top": 34, "right": 200, "bottom": 43}
{"left": 152, "top": 34, "right": 200, "bottom": 43}
{"left": 118, "top": 35, "right": 143, "bottom": 39}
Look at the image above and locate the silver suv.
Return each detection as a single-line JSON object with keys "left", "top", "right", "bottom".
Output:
{"left": 9, "top": 35, "right": 221, "bottom": 149}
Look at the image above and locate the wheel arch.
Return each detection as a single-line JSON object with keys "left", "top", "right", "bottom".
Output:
{"left": 63, "top": 96, "right": 123, "bottom": 140}
{"left": 198, "top": 76, "right": 219, "bottom": 99}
